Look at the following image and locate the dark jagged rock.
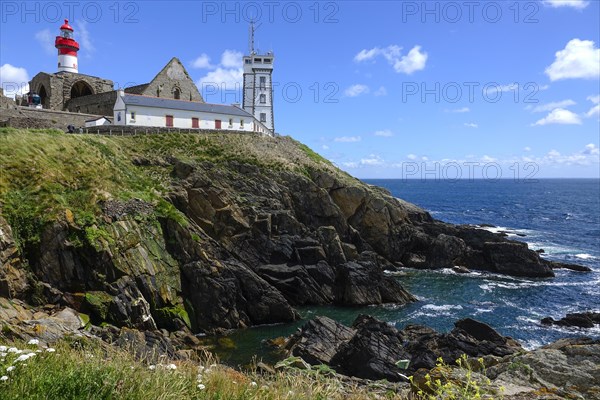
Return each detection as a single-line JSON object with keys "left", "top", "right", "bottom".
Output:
{"left": 331, "top": 315, "right": 410, "bottom": 381}
{"left": 286, "top": 316, "right": 356, "bottom": 365}
{"left": 334, "top": 261, "right": 415, "bottom": 305}
{"left": 286, "top": 314, "right": 522, "bottom": 382}
{"left": 541, "top": 312, "right": 600, "bottom": 329}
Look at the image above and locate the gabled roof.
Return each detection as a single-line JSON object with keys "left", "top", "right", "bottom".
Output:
{"left": 121, "top": 94, "right": 253, "bottom": 118}
{"left": 85, "top": 116, "right": 111, "bottom": 122}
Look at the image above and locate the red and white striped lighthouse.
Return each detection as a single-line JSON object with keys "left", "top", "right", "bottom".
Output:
{"left": 55, "top": 19, "right": 79, "bottom": 73}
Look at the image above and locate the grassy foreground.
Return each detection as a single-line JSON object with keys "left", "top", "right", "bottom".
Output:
{"left": 0, "top": 337, "right": 398, "bottom": 400}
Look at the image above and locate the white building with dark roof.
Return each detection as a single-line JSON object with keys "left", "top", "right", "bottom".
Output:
{"left": 111, "top": 24, "right": 276, "bottom": 136}
{"left": 113, "top": 91, "right": 273, "bottom": 135}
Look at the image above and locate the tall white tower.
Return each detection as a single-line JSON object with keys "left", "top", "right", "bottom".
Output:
{"left": 55, "top": 19, "right": 79, "bottom": 73}
{"left": 243, "top": 23, "right": 274, "bottom": 133}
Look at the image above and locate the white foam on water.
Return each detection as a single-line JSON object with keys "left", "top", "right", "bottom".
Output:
{"left": 575, "top": 253, "right": 595, "bottom": 260}
{"left": 422, "top": 304, "right": 463, "bottom": 312}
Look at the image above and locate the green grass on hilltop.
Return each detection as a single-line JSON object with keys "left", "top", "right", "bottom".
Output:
{"left": 0, "top": 128, "right": 337, "bottom": 251}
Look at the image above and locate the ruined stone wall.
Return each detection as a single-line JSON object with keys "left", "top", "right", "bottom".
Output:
{"left": 0, "top": 106, "right": 108, "bottom": 130}
{"left": 65, "top": 91, "right": 118, "bottom": 116}
{"left": 29, "top": 72, "right": 114, "bottom": 111}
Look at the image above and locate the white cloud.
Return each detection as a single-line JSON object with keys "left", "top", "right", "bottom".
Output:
{"left": 529, "top": 99, "right": 576, "bottom": 112}
{"left": 191, "top": 54, "right": 213, "bottom": 69}
{"left": 533, "top": 108, "right": 582, "bottom": 125}
{"left": 360, "top": 154, "right": 384, "bottom": 166}
{"left": 344, "top": 84, "right": 369, "bottom": 97}
{"left": 374, "top": 129, "right": 393, "bottom": 137}
{"left": 481, "top": 155, "right": 497, "bottom": 162}
{"left": 322, "top": 145, "right": 329, "bottom": 150}
{"left": 393, "top": 46, "right": 428, "bottom": 74}
{"left": 447, "top": 107, "right": 470, "bottom": 113}
{"left": 354, "top": 48, "right": 380, "bottom": 62}
{"left": 341, "top": 161, "right": 358, "bottom": 168}
{"left": 464, "top": 122, "right": 478, "bottom": 128}
{"left": 407, "top": 154, "right": 417, "bottom": 160}
{"left": 586, "top": 105, "right": 600, "bottom": 117}
{"left": 583, "top": 143, "right": 599, "bottom": 155}
{"left": 545, "top": 39, "right": 600, "bottom": 81}
{"left": 374, "top": 86, "right": 387, "bottom": 96}
{"left": 35, "top": 29, "right": 55, "bottom": 55}
{"left": 524, "top": 146, "right": 532, "bottom": 152}
{"left": 197, "top": 50, "right": 244, "bottom": 91}
{"left": 74, "top": 21, "right": 94, "bottom": 57}
{"left": 221, "top": 50, "right": 243, "bottom": 68}
{"left": 0, "top": 64, "right": 29, "bottom": 98}
{"left": 542, "top": 0, "right": 589, "bottom": 9}
{"left": 548, "top": 149, "right": 561, "bottom": 158}
{"left": 485, "top": 83, "right": 519, "bottom": 96}
{"left": 586, "top": 95, "right": 600, "bottom": 117}
{"left": 334, "top": 136, "right": 362, "bottom": 143}
{"left": 354, "top": 44, "right": 428, "bottom": 75}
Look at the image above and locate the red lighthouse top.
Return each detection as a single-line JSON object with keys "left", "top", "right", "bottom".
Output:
{"left": 60, "top": 19, "right": 74, "bottom": 31}
{"left": 55, "top": 19, "right": 79, "bottom": 55}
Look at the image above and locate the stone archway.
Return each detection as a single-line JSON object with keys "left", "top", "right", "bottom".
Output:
{"left": 38, "top": 85, "right": 49, "bottom": 109}
{"left": 173, "top": 87, "right": 181, "bottom": 100}
{"left": 70, "top": 80, "right": 94, "bottom": 100}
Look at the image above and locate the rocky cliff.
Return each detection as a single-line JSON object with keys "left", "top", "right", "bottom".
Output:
{"left": 0, "top": 129, "right": 587, "bottom": 336}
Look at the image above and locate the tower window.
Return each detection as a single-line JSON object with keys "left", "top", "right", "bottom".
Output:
{"left": 260, "top": 113, "right": 266, "bottom": 122}
{"left": 228, "top": 118, "right": 233, "bottom": 128}
{"left": 245, "top": 59, "right": 251, "bottom": 64}
{"left": 174, "top": 88, "right": 181, "bottom": 100}
{"left": 259, "top": 76, "right": 266, "bottom": 89}
{"left": 254, "top": 58, "right": 262, "bottom": 63}
{"left": 130, "top": 111, "right": 136, "bottom": 120}
{"left": 264, "top": 58, "right": 272, "bottom": 63}
{"left": 259, "top": 94, "right": 266, "bottom": 104}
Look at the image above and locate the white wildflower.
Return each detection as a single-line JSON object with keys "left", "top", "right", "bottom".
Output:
{"left": 15, "top": 354, "right": 30, "bottom": 362}
{"left": 7, "top": 347, "right": 19, "bottom": 353}
{"left": 166, "top": 363, "right": 177, "bottom": 370}
{"left": 0, "top": 376, "right": 8, "bottom": 382}
{"left": 6, "top": 366, "right": 15, "bottom": 372}
{"left": 36, "top": 350, "right": 42, "bottom": 353}
{"left": 198, "top": 365, "right": 205, "bottom": 372}
{"left": 0, "top": 352, "right": 6, "bottom": 357}
{"left": 27, "top": 339, "right": 39, "bottom": 345}
{"left": 0, "top": 346, "right": 6, "bottom": 352}
{"left": 148, "top": 365, "right": 156, "bottom": 370}
{"left": 197, "top": 383, "right": 206, "bottom": 390}
{"left": 250, "top": 381, "right": 257, "bottom": 387}
{"left": 46, "top": 348, "right": 56, "bottom": 353}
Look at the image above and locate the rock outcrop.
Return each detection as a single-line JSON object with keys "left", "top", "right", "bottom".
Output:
{"left": 541, "top": 312, "right": 600, "bottom": 329}
{"left": 0, "top": 132, "right": 589, "bottom": 337}
{"left": 286, "top": 315, "right": 522, "bottom": 382}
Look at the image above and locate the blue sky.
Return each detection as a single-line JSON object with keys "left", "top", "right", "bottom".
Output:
{"left": 1, "top": 0, "right": 599, "bottom": 178}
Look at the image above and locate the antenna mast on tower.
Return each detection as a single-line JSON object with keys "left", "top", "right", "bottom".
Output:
{"left": 249, "top": 20, "right": 255, "bottom": 55}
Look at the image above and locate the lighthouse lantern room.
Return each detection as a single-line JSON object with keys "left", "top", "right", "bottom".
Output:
{"left": 55, "top": 19, "right": 80, "bottom": 73}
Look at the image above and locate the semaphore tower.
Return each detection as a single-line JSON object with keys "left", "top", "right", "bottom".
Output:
{"left": 242, "top": 22, "right": 275, "bottom": 133}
